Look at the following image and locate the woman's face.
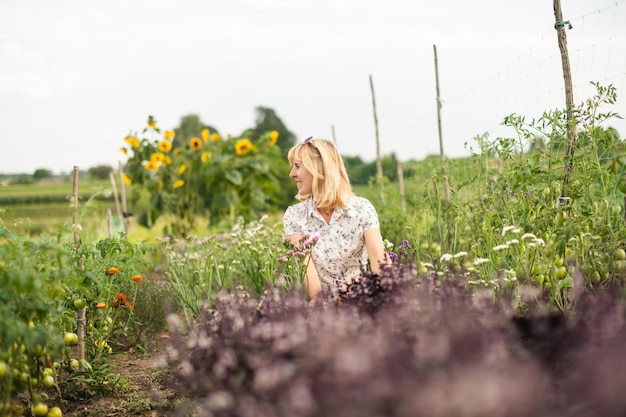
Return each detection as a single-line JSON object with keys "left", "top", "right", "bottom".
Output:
{"left": 289, "top": 160, "right": 313, "bottom": 195}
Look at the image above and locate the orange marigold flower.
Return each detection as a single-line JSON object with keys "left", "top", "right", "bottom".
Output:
{"left": 158, "top": 141, "right": 172, "bottom": 152}
{"left": 201, "top": 128, "right": 209, "bottom": 143}
{"left": 96, "top": 302, "right": 106, "bottom": 309}
{"left": 269, "top": 130, "right": 279, "bottom": 146}
{"left": 173, "top": 180, "right": 185, "bottom": 189}
{"left": 112, "top": 293, "right": 132, "bottom": 309}
{"left": 164, "top": 130, "right": 175, "bottom": 140}
{"left": 235, "top": 138, "right": 253, "bottom": 156}
{"left": 107, "top": 267, "right": 120, "bottom": 275}
{"left": 190, "top": 137, "right": 203, "bottom": 150}
{"left": 132, "top": 274, "right": 143, "bottom": 282}
{"left": 211, "top": 132, "right": 220, "bottom": 142}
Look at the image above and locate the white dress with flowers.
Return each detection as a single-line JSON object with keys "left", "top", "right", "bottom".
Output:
{"left": 282, "top": 196, "right": 380, "bottom": 292}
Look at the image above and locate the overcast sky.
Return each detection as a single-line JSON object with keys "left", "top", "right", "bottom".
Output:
{"left": 1, "top": 0, "right": 625, "bottom": 174}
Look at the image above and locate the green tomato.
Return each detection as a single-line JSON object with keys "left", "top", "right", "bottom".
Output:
{"left": 555, "top": 266, "right": 567, "bottom": 279}
{"left": 64, "top": 333, "right": 78, "bottom": 346}
{"left": 530, "top": 264, "right": 541, "bottom": 276}
{"left": 0, "top": 360, "right": 7, "bottom": 377}
{"left": 43, "top": 367, "right": 54, "bottom": 377}
{"left": 31, "top": 403, "right": 49, "bottom": 417}
{"left": 614, "top": 248, "right": 626, "bottom": 261}
{"left": 47, "top": 406, "right": 63, "bottom": 417}
{"left": 73, "top": 298, "right": 86, "bottom": 309}
{"left": 42, "top": 375, "right": 55, "bottom": 388}
{"left": 590, "top": 271, "right": 601, "bottom": 283}
{"left": 554, "top": 257, "right": 564, "bottom": 267}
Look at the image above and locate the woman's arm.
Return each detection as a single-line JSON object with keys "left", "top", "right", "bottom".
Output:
{"left": 287, "top": 234, "right": 323, "bottom": 299}
{"left": 364, "top": 228, "right": 390, "bottom": 274}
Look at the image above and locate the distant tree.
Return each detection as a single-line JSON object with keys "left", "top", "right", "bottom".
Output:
{"left": 10, "top": 175, "right": 36, "bottom": 185}
{"left": 87, "top": 165, "right": 113, "bottom": 180}
{"left": 173, "top": 114, "right": 220, "bottom": 149}
{"left": 33, "top": 169, "right": 53, "bottom": 179}
{"left": 242, "top": 106, "right": 297, "bottom": 159}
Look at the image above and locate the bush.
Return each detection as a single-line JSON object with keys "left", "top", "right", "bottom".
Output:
{"left": 161, "top": 254, "right": 626, "bottom": 417}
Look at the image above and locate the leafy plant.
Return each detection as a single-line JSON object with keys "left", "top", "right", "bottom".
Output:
{"left": 121, "top": 116, "right": 291, "bottom": 236}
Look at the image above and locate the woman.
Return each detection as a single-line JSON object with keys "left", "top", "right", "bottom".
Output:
{"left": 282, "top": 137, "right": 389, "bottom": 300}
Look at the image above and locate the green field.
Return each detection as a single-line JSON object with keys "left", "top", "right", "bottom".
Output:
{"left": 0, "top": 179, "right": 149, "bottom": 239}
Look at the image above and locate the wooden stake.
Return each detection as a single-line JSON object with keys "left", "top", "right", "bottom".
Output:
{"left": 553, "top": 0, "right": 576, "bottom": 204}
{"left": 397, "top": 161, "right": 406, "bottom": 211}
{"left": 71, "top": 166, "right": 86, "bottom": 367}
{"left": 369, "top": 74, "right": 385, "bottom": 204}
{"left": 118, "top": 162, "right": 129, "bottom": 239}
{"left": 433, "top": 45, "right": 452, "bottom": 248}
{"left": 109, "top": 170, "right": 123, "bottom": 227}
{"left": 433, "top": 45, "right": 451, "bottom": 208}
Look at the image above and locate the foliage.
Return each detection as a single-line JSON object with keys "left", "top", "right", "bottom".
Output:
{"left": 33, "top": 169, "right": 54, "bottom": 179}
{"left": 161, "top": 256, "right": 626, "bottom": 417}
{"left": 241, "top": 106, "right": 297, "bottom": 159}
{"left": 0, "top": 213, "right": 173, "bottom": 413}
{"left": 0, "top": 225, "right": 69, "bottom": 415}
{"left": 86, "top": 165, "right": 113, "bottom": 180}
{"left": 172, "top": 114, "right": 220, "bottom": 150}
{"left": 162, "top": 216, "right": 285, "bottom": 328}
{"left": 121, "top": 115, "right": 292, "bottom": 236}
{"left": 375, "top": 82, "right": 625, "bottom": 310}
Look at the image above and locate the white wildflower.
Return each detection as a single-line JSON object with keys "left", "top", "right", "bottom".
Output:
{"left": 474, "top": 257, "right": 490, "bottom": 265}
{"left": 501, "top": 225, "right": 517, "bottom": 236}
{"left": 453, "top": 251, "right": 468, "bottom": 259}
{"left": 440, "top": 253, "right": 454, "bottom": 262}
{"left": 521, "top": 233, "right": 537, "bottom": 240}
{"left": 493, "top": 244, "right": 510, "bottom": 251}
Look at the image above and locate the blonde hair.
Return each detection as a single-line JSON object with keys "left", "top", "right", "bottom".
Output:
{"left": 287, "top": 138, "right": 353, "bottom": 209}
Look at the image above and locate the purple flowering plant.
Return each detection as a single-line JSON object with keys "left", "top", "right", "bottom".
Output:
{"left": 276, "top": 233, "right": 319, "bottom": 294}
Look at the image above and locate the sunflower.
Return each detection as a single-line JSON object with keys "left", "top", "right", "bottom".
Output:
{"left": 119, "top": 147, "right": 128, "bottom": 156}
{"left": 201, "top": 151, "right": 211, "bottom": 163}
{"left": 121, "top": 173, "right": 132, "bottom": 185}
{"left": 164, "top": 130, "right": 175, "bottom": 140}
{"left": 211, "top": 132, "right": 220, "bottom": 142}
{"left": 173, "top": 180, "right": 185, "bottom": 189}
{"left": 269, "top": 130, "right": 279, "bottom": 146}
{"left": 190, "top": 137, "right": 203, "bottom": 150}
{"left": 201, "top": 128, "right": 209, "bottom": 142}
{"left": 158, "top": 141, "right": 172, "bottom": 152}
{"left": 235, "top": 138, "right": 253, "bottom": 156}
{"left": 144, "top": 161, "right": 159, "bottom": 171}
{"left": 124, "top": 136, "right": 140, "bottom": 149}
{"left": 150, "top": 152, "right": 165, "bottom": 163}
{"left": 178, "top": 164, "right": 187, "bottom": 175}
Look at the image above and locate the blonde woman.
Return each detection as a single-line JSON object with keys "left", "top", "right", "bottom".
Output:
{"left": 283, "top": 137, "right": 389, "bottom": 300}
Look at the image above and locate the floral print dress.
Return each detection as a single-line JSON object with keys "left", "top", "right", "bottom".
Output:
{"left": 283, "top": 196, "right": 380, "bottom": 292}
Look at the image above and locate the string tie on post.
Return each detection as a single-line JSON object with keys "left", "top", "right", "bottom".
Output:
{"left": 554, "top": 20, "right": 573, "bottom": 30}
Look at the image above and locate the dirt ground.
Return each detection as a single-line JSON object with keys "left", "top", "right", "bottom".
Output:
{"left": 62, "top": 335, "right": 181, "bottom": 417}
